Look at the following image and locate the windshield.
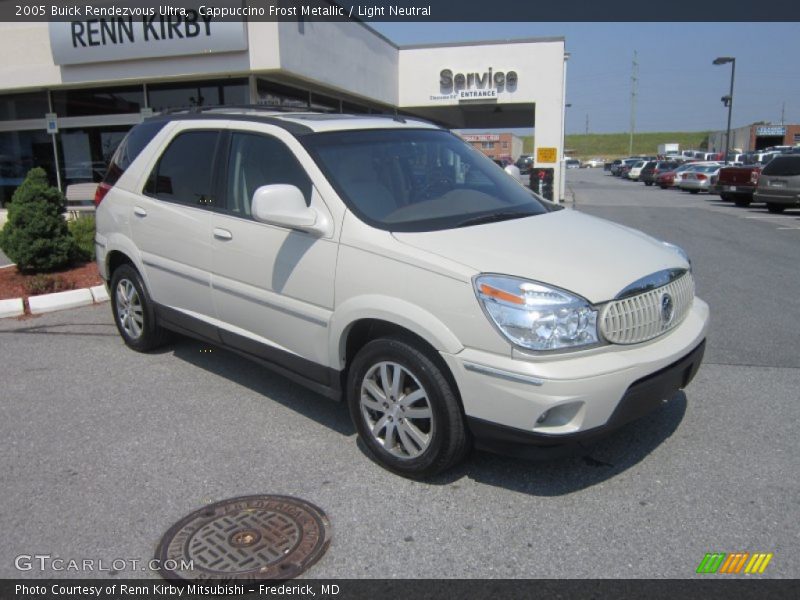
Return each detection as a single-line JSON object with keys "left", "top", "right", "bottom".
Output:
{"left": 302, "top": 128, "right": 550, "bottom": 232}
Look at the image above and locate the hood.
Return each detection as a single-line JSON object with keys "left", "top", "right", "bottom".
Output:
{"left": 392, "top": 209, "right": 689, "bottom": 304}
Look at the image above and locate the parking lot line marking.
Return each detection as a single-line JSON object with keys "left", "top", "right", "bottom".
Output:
{"left": 776, "top": 227, "right": 800, "bottom": 230}
{"left": 742, "top": 215, "right": 797, "bottom": 220}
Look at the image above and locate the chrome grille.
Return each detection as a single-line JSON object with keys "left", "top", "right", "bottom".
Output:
{"left": 601, "top": 272, "right": 694, "bottom": 345}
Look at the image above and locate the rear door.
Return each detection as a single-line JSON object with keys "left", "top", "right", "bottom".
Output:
{"left": 209, "top": 128, "right": 338, "bottom": 379}
{"left": 130, "top": 125, "right": 222, "bottom": 327}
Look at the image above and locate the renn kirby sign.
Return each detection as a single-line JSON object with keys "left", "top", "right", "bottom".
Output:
{"left": 48, "top": 12, "right": 247, "bottom": 65}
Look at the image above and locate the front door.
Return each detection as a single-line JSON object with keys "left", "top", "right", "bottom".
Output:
{"left": 210, "top": 130, "right": 337, "bottom": 382}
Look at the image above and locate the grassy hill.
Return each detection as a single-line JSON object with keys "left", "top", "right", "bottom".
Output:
{"left": 521, "top": 131, "right": 711, "bottom": 159}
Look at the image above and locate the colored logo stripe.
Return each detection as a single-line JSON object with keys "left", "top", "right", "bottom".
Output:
{"left": 697, "top": 553, "right": 726, "bottom": 573}
{"left": 696, "top": 552, "right": 773, "bottom": 574}
{"left": 745, "top": 553, "right": 773, "bottom": 574}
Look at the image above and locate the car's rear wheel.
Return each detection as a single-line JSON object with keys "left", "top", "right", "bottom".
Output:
{"left": 347, "top": 337, "right": 469, "bottom": 478}
{"left": 110, "top": 264, "right": 170, "bottom": 352}
{"left": 767, "top": 203, "right": 785, "bottom": 214}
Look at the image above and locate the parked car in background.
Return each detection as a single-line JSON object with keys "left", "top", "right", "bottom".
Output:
{"left": 565, "top": 158, "right": 581, "bottom": 169}
{"left": 753, "top": 154, "right": 800, "bottom": 213}
{"left": 714, "top": 164, "right": 761, "bottom": 206}
{"left": 605, "top": 159, "right": 620, "bottom": 172}
{"left": 626, "top": 160, "right": 648, "bottom": 181}
{"left": 584, "top": 157, "right": 605, "bottom": 168}
{"left": 613, "top": 158, "right": 639, "bottom": 177}
{"left": 678, "top": 165, "right": 721, "bottom": 194}
{"left": 672, "top": 162, "right": 719, "bottom": 188}
{"left": 493, "top": 159, "right": 526, "bottom": 185}
{"left": 640, "top": 161, "right": 679, "bottom": 186}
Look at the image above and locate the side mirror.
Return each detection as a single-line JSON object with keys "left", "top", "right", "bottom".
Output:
{"left": 251, "top": 184, "right": 328, "bottom": 235}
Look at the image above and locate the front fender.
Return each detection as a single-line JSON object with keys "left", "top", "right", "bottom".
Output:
{"left": 329, "top": 295, "right": 464, "bottom": 369}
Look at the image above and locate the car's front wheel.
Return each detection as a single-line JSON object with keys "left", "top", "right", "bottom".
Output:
{"left": 766, "top": 203, "right": 785, "bottom": 214}
{"left": 110, "top": 264, "right": 170, "bottom": 352}
{"left": 347, "top": 337, "right": 469, "bottom": 478}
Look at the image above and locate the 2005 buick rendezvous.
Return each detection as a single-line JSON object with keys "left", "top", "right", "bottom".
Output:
{"left": 96, "top": 109, "right": 708, "bottom": 477}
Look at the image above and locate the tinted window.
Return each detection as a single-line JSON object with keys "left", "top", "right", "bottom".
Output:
{"left": 103, "top": 120, "right": 166, "bottom": 187}
{"left": 762, "top": 156, "right": 800, "bottom": 177}
{"left": 52, "top": 86, "right": 143, "bottom": 117}
{"left": 303, "top": 128, "right": 548, "bottom": 232}
{"left": 145, "top": 130, "right": 219, "bottom": 206}
{"left": 224, "top": 132, "right": 312, "bottom": 217}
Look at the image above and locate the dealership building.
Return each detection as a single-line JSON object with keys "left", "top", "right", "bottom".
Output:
{"left": 0, "top": 19, "right": 567, "bottom": 207}
{"left": 708, "top": 123, "right": 800, "bottom": 153}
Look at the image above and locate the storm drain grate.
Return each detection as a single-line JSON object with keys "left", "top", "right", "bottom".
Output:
{"left": 155, "top": 495, "right": 331, "bottom": 581}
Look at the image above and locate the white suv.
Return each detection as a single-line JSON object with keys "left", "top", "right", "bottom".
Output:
{"left": 95, "top": 109, "right": 709, "bottom": 478}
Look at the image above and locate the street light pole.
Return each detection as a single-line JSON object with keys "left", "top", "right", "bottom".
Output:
{"left": 713, "top": 56, "right": 735, "bottom": 165}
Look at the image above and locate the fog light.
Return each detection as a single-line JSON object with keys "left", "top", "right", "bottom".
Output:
{"left": 536, "top": 410, "right": 550, "bottom": 425}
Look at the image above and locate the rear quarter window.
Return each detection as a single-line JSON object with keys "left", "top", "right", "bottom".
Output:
{"left": 103, "top": 120, "right": 167, "bottom": 187}
{"left": 762, "top": 156, "right": 800, "bottom": 177}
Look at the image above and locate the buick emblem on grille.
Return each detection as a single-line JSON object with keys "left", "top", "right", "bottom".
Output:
{"left": 661, "top": 293, "right": 674, "bottom": 326}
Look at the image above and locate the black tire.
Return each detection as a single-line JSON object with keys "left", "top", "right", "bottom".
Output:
{"left": 109, "top": 263, "right": 171, "bottom": 352}
{"left": 644, "top": 181, "right": 653, "bottom": 186}
{"left": 734, "top": 199, "right": 751, "bottom": 207}
{"left": 720, "top": 193, "right": 731, "bottom": 201}
{"left": 659, "top": 184, "right": 668, "bottom": 189}
{"left": 347, "top": 337, "right": 469, "bottom": 478}
{"left": 767, "top": 203, "right": 785, "bottom": 214}
{"left": 689, "top": 189, "right": 699, "bottom": 194}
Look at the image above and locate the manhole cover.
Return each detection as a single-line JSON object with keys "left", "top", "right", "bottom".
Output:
{"left": 155, "top": 495, "right": 331, "bottom": 581}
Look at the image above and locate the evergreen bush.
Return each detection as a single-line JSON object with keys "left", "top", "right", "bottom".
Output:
{"left": 0, "top": 168, "right": 77, "bottom": 272}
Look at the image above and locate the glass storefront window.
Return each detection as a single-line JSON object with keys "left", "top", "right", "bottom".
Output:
{"left": 256, "top": 79, "right": 309, "bottom": 109}
{"left": 57, "top": 126, "right": 130, "bottom": 188}
{"left": 0, "top": 92, "right": 49, "bottom": 121}
{"left": 52, "top": 87, "right": 144, "bottom": 117}
{"left": 0, "top": 130, "right": 56, "bottom": 207}
{"left": 148, "top": 79, "right": 248, "bottom": 112}
{"left": 310, "top": 92, "right": 339, "bottom": 113}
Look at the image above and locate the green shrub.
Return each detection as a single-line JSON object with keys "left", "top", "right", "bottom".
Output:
{"left": 68, "top": 215, "right": 96, "bottom": 261}
{"left": 0, "top": 167, "right": 78, "bottom": 273}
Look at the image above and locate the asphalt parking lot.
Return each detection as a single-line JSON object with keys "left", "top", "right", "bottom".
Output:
{"left": 1, "top": 168, "right": 798, "bottom": 579}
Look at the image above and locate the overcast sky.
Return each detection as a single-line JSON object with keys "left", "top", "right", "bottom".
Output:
{"left": 371, "top": 22, "right": 799, "bottom": 135}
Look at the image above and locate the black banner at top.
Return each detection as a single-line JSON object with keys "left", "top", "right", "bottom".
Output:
{"left": 2, "top": 0, "right": 800, "bottom": 22}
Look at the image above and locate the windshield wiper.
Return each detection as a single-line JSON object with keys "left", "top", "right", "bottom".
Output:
{"left": 455, "top": 211, "right": 532, "bottom": 228}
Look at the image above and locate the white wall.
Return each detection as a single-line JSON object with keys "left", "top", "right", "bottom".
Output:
{"left": 277, "top": 21, "right": 398, "bottom": 106}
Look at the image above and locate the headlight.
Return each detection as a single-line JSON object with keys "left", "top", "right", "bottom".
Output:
{"left": 474, "top": 275, "right": 599, "bottom": 351}
{"left": 662, "top": 241, "right": 691, "bottom": 269}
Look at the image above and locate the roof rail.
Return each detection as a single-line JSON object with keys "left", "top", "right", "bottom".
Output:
{"left": 158, "top": 104, "right": 329, "bottom": 116}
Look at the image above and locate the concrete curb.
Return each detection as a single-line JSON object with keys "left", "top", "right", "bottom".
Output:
{"left": 0, "top": 297, "right": 24, "bottom": 318}
{"left": 28, "top": 288, "right": 94, "bottom": 315}
{"left": 0, "top": 283, "right": 109, "bottom": 318}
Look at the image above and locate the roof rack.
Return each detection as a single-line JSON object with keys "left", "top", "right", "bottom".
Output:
{"left": 159, "top": 104, "right": 328, "bottom": 116}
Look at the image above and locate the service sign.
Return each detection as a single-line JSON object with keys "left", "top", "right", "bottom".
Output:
{"left": 48, "top": 11, "right": 248, "bottom": 66}
{"left": 755, "top": 126, "right": 786, "bottom": 136}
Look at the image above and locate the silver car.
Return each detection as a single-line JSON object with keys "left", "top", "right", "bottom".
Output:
{"left": 678, "top": 165, "right": 721, "bottom": 193}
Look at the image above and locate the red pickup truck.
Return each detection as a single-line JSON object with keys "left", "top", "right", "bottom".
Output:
{"left": 715, "top": 165, "right": 760, "bottom": 207}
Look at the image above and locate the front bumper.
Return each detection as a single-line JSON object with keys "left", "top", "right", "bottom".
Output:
{"left": 467, "top": 340, "right": 705, "bottom": 459}
{"left": 441, "top": 298, "right": 709, "bottom": 459}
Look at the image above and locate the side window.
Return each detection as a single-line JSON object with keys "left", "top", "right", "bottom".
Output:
{"left": 145, "top": 130, "right": 219, "bottom": 207}
{"left": 224, "top": 132, "right": 312, "bottom": 218}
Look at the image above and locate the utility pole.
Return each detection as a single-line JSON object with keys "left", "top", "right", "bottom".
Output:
{"left": 781, "top": 102, "right": 785, "bottom": 126}
{"left": 629, "top": 50, "right": 638, "bottom": 156}
{"left": 585, "top": 113, "right": 589, "bottom": 135}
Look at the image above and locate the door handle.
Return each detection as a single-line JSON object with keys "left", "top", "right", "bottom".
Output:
{"left": 133, "top": 206, "right": 147, "bottom": 217}
{"left": 213, "top": 228, "right": 233, "bottom": 241}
